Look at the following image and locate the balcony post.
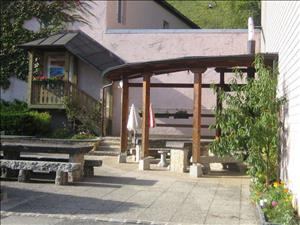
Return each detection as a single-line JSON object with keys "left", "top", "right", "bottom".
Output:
{"left": 27, "top": 51, "right": 34, "bottom": 106}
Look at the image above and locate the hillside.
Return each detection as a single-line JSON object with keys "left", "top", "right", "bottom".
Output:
{"left": 167, "top": 0, "right": 261, "bottom": 29}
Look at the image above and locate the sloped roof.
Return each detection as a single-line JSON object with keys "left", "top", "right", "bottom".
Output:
{"left": 154, "top": 0, "right": 199, "bottom": 29}
{"left": 103, "top": 53, "right": 278, "bottom": 81}
{"left": 19, "top": 31, "right": 125, "bottom": 73}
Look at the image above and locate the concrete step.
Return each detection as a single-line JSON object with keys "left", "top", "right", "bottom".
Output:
{"left": 88, "top": 150, "right": 119, "bottom": 156}
{"left": 99, "top": 142, "right": 120, "bottom": 148}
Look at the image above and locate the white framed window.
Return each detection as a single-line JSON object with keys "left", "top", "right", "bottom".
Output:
{"left": 47, "top": 55, "right": 65, "bottom": 78}
{"left": 163, "top": 20, "right": 170, "bottom": 29}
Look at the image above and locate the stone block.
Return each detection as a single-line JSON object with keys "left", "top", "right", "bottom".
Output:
{"left": 55, "top": 170, "right": 68, "bottom": 185}
{"left": 189, "top": 163, "right": 203, "bottom": 177}
{"left": 18, "top": 169, "right": 31, "bottom": 182}
{"left": 139, "top": 158, "right": 151, "bottom": 170}
{"left": 118, "top": 152, "right": 127, "bottom": 163}
{"left": 170, "top": 148, "right": 188, "bottom": 173}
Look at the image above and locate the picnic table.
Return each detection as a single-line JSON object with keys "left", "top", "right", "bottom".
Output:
{"left": 0, "top": 136, "right": 94, "bottom": 184}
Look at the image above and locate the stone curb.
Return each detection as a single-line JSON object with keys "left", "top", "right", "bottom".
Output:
{"left": 0, "top": 211, "right": 199, "bottom": 225}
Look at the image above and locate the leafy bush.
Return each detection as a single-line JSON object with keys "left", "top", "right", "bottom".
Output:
{"left": 0, "top": 101, "right": 51, "bottom": 135}
{"left": 252, "top": 181, "right": 298, "bottom": 225}
{"left": 71, "top": 131, "right": 96, "bottom": 140}
{"left": 49, "top": 128, "right": 73, "bottom": 139}
{"left": 210, "top": 56, "right": 284, "bottom": 185}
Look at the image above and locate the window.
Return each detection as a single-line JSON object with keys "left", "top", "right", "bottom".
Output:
{"left": 163, "top": 20, "right": 170, "bottom": 29}
{"left": 47, "top": 55, "right": 65, "bottom": 78}
{"left": 117, "top": 0, "right": 123, "bottom": 24}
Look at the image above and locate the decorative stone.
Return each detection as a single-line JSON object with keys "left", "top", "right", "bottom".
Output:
{"left": 139, "top": 158, "right": 151, "bottom": 170}
{"left": 135, "top": 145, "right": 141, "bottom": 162}
{"left": 189, "top": 163, "right": 203, "bottom": 177}
{"left": 170, "top": 148, "right": 188, "bottom": 173}
{"left": 157, "top": 151, "right": 168, "bottom": 167}
{"left": 18, "top": 170, "right": 31, "bottom": 182}
{"left": 118, "top": 152, "right": 127, "bottom": 163}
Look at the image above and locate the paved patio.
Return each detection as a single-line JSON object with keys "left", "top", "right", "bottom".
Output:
{"left": 1, "top": 156, "right": 258, "bottom": 225}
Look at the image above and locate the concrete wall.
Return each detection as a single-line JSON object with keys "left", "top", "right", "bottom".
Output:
{"left": 261, "top": 1, "right": 300, "bottom": 215}
{"left": 0, "top": 77, "right": 27, "bottom": 102}
{"left": 106, "top": 0, "right": 191, "bottom": 29}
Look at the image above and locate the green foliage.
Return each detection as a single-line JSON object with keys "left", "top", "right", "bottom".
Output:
{"left": 167, "top": 0, "right": 261, "bottom": 28}
{"left": 64, "top": 96, "right": 102, "bottom": 135}
{"left": 210, "top": 56, "right": 284, "bottom": 185}
{"left": 0, "top": 102, "right": 51, "bottom": 135}
{"left": 71, "top": 131, "right": 96, "bottom": 140}
{"left": 0, "top": 0, "right": 91, "bottom": 89}
{"left": 252, "top": 181, "right": 297, "bottom": 225}
{"left": 49, "top": 128, "right": 73, "bottom": 139}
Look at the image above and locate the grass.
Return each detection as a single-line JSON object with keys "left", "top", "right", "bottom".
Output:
{"left": 167, "top": 0, "right": 261, "bottom": 28}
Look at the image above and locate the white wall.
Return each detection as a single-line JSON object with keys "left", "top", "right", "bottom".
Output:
{"left": 261, "top": 0, "right": 300, "bottom": 215}
{"left": 0, "top": 77, "right": 28, "bottom": 102}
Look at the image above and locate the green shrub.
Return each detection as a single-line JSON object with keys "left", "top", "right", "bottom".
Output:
{"left": 0, "top": 110, "right": 51, "bottom": 136}
{"left": 50, "top": 128, "right": 73, "bottom": 139}
{"left": 71, "top": 131, "right": 96, "bottom": 140}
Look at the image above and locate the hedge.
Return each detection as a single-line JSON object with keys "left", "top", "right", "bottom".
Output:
{"left": 0, "top": 111, "right": 51, "bottom": 135}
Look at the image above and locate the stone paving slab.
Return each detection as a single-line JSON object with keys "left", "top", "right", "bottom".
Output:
{"left": 1, "top": 156, "right": 259, "bottom": 225}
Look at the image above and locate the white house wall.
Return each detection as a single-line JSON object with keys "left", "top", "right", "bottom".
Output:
{"left": 261, "top": 1, "right": 300, "bottom": 215}
{"left": 77, "top": 60, "right": 103, "bottom": 100}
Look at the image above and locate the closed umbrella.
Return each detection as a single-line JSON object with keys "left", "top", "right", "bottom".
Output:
{"left": 127, "top": 104, "right": 140, "bottom": 132}
{"left": 149, "top": 103, "right": 156, "bottom": 128}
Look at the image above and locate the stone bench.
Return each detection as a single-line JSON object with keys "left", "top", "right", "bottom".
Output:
{"left": 1, "top": 156, "right": 103, "bottom": 178}
{"left": 199, "top": 156, "right": 246, "bottom": 173}
{"left": 83, "top": 159, "right": 102, "bottom": 177}
{"left": 0, "top": 159, "right": 80, "bottom": 185}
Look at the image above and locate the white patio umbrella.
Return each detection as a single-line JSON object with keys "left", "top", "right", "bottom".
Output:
{"left": 149, "top": 103, "right": 156, "bottom": 128}
{"left": 127, "top": 104, "right": 140, "bottom": 137}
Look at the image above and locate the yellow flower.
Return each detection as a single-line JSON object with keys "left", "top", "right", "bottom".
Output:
{"left": 283, "top": 188, "right": 289, "bottom": 193}
{"left": 273, "top": 181, "right": 279, "bottom": 188}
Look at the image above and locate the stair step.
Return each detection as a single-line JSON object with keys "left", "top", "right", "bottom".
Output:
{"left": 88, "top": 151, "right": 120, "bottom": 156}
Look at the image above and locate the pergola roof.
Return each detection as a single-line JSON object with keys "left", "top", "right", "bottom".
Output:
{"left": 19, "top": 31, "right": 125, "bottom": 73}
{"left": 103, "top": 53, "right": 278, "bottom": 81}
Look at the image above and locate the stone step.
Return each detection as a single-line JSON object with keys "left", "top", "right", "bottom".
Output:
{"left": 98, "top": 142, "right": 120, "bottom": 148}
{"left": 88, "top": 150, "right": 120, "bottom": 156}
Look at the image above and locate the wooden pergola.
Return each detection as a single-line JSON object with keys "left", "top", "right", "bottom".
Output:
{"left": 103, "top": 54, "right": 278, "bottom": 165}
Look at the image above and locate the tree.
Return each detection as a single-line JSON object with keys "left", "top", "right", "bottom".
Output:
{"left": 0, "top": 0, "right": 91, "bottom": 89}
{"left": 210, "top": 56, "right": 284, "bottom": 185}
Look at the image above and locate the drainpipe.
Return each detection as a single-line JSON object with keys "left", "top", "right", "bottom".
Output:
{"left": 247, "top": 17, "right": 255, "bottom": 54}
{"left": 101, "top": 81, "right": 114, "bottom": 136}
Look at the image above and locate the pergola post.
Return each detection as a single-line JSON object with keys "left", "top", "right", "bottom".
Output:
{"left": 119, "top": 77, "right": 129, "bottom": 163}
{"left": 139, "top": 73, "right": 151, "bottom": 170}
{"left": 190, "top": 68, "right": 206, "bottom": 177}
{"left": 216, "top": 70, "right": 224, "bottom": 137}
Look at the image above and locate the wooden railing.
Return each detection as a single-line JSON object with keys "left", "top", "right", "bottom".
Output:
{"left": 31, "top": 81, "right": 99, "bottom": 108}
{"left": 30, "top": 80, "right": 101, "bottom": 134}
{"left": 31, "top": 81, "right": 66, "bottom": 106}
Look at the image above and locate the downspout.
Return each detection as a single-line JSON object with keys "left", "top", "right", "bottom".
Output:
{"left": 101, "top": 81, "right": 114, "bottom": 136}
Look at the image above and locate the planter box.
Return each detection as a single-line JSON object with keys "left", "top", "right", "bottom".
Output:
{"left": 256, "top": 203, "right": 281, "bottom": 225}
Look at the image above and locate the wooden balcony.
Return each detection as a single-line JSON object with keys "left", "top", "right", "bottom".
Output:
{"left": 30, "top": 81, "right": 99, "bottom": 111}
